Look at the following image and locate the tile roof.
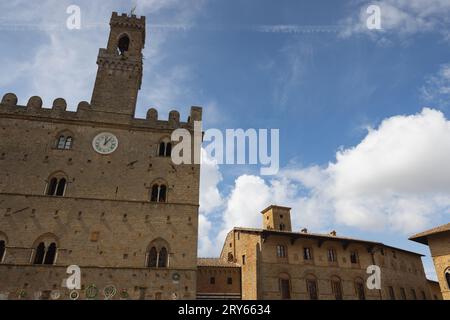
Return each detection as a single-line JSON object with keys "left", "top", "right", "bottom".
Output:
{"left": 409, "top": 223, "right": 450, "bottom": 245}
{"left": 232, "top": 227, "right": 424, "bottom": 257}
{"left": 197, "top": 258, "right": 239, "bottom": 268}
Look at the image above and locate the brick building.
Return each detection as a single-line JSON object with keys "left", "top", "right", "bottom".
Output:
{"left": 0, "top": 12, "right": 202, "bottom": 300}
{"left": 410, "top": 223, "right": 450, "bottom": 300}
{"left": 199, "top": 205, "right": 442, "bottom": 300}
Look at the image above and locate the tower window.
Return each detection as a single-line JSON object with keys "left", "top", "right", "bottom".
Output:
{"left": 56, "top": 135, "right": 73, "bottom": 150}
{"left": 46, "top": 176, "right": 67, "bottom": 197}
{"left": 57, "top": 135, "right": 73, "bottom": 150}
{"left": 158, "top": 247, "right": 168, "bottom": 268}
{"left": 146, "top": 240, "right": 169, "bottom": 269}
{"left": 33, "top": 241, "right": 57, "bottom": 265}
{"left": 118, "top": 35, "right": 130, "bottom": 55}
{"left": 0, "top": 240, "right": 5, "bottom": 263}
{"left": 151, "top": 184, "right": 167, "bottom": 203}
{"left": 159, "top": 142, "right": 172, "bottom": 157}
{"left": 147, "top": 247, "right": 157, "bottom": 267}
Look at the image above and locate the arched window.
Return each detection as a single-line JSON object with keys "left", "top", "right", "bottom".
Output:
{"left": 33, "top": 236, "right": 58, "bottom": 265}
{"left": 306, "top": 275, "right": 318, "bottom": 300}
{"left": 56, "top": 135, "right": 73, "bottom": 150}
{"left": 146, "top": 239, "right": 169, "bottom": 268}
{"left": 118, "top": 35, "right": 130, "bottom": 55}
{"left": 147, "top": 247, "right": 158, "bottom": 268}
{"left": 46, "top": 174, "right": 67, "bottom": 197}
{"left": 227, "top": 252, "right": 234, "bottom": 262}
{"left": 33, "top": 242, "right": 46, "bottom": 265}
{"left": 158, "top": 247, "right": 168, "bottom": 268}
{"left": 56, "top": 178, "right": 66, "bottom": 196}
{"left": 65, "top": 137, "right": 73, "bottom": 150}
{"left": 331, "top": 276, "right": 343, "bottom": 300}
{"left": 446, "top": 269, "right": 450, "bottom": 289}
{"left": 47, "top": 178, "right": 58, "bottom": 196}
{"left": 0, "top": 240, "right": 5, "bottom": 263}
{"left": 279, "top": 273, "right": 291, "bottom": 300}
{"left": 355, "top": 278, "right": 366, "bottom": 300}
{"left": 44, "top": 243, "right": 57, "bottom": 265}
{"left": 150, "top": 183, "right": 168, "bottom": 203}
{"left": 158, "top": 140, "right": 172, "bottom": 157}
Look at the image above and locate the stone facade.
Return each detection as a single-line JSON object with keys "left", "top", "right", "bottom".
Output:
{"left": 196, "top": 258, "right": 241, "bottom": 300}
{"left": 0, "top": 12, "right": 202, "bottom": 300}
{"left": 204, "top": 206, "right": 435, "bottom": 300}
{"left": 410, "top": 223, "right": 450, "bottom": 300}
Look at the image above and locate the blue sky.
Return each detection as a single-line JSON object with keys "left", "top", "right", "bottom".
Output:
{"left": 1, "top": 0, "right": 450, "bottom": 280}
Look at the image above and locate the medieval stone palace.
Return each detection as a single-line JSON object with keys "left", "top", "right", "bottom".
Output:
{"left": 0, "top": 12, "right": 447, "bottom": 300}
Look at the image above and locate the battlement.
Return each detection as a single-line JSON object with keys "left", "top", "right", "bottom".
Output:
{"left": 110, "top": 12, "right": 146, "bottom": 27}
{"left": 0, "top": 93, "right": 202, "bottom": 131}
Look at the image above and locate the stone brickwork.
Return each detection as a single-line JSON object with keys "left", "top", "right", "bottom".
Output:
{"left": 217, "top": 206, "right": 433, "bottom": 300}
{"left": 0, "top": 12, "right": 202, "bottom": 300}
{"left": 196, "top": 259, "right": 241, "bottom": 300}
{"left": 410, "top": 224, "right": 450, "bottom": 300}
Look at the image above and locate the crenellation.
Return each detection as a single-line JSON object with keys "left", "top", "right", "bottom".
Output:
{"left": 169, "top": 111, "right": 181, "bottom": 127}
{"left": 147, "top": 108, "right": 158, "bottom": 122}
{"left": 0, "top": 11, "right": 203, "bottom": 301}
{"left": 1, "top": 93, "right": 18, "bottom": 106}
{"left": 26, "top": 96, "right": 43, "bottom": 110}
{"left": 52, "top": 98, "right": 67, "bottom": 112}
{"left": 0, "top": 95, "right": 202, "bottom": 131}
{"left": 189, "top": 106, "right": 203, "bottom": 123}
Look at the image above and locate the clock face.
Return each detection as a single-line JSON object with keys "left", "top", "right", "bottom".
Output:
{"left": 92, "top": 132, "right": 119, "bottom": 155}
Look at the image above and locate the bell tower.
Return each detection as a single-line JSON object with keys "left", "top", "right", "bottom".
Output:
{"left": 91, "top": 12, "right": 146, "bottom": 117}
{"left": 262, "top": 205, "right": 292, "bottom": 232}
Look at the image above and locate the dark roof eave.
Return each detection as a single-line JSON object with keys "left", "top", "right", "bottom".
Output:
{"left": 233, "top": 227, "right": 424, "bottom": 257}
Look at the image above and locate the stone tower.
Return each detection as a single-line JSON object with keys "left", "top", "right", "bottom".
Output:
{"left": 0, "top": 12, "right": 202, "bottom": 300}
{"left": 261, "top": 205, "right": 292, "bottom": 232}
{"left": 91, "top": 12, "right": 146, "bottom": 117}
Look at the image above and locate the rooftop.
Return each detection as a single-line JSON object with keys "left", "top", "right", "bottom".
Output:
{"left": 409, "top": 223, "right": 450, "bottom": 245}
{"left": 197, "top": 258, "right": 239, "bottom": 268}
{"left": 232, "top": 227, "right": 424, "bottom": 257}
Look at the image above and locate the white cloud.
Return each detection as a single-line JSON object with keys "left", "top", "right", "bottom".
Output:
{"left": 198, "top": 214, "right": 215, "bottom": 257}
{"left": 0, "top": 0, "right": 206, "bottom": 113}
{"left": 204, "top": 108, "right": 450, "bottom": 256}
{"left": 341, "top": 0, "right": 450, "bottom": 41}
{"left": 200, "top": 149, "right": 224, "bottom": 214}
{"left": 422, "top": 63, "right": 450, "bottom": 107}
{"left": 322, "top": 108, "right": 450, "bottom": 233}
